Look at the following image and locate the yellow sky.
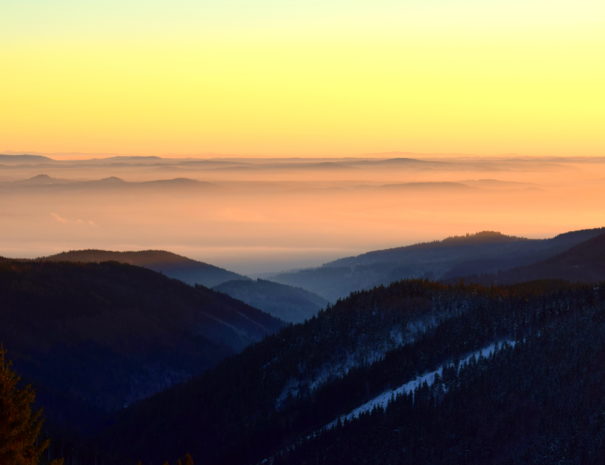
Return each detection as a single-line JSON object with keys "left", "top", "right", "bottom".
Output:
{"left": 1, "top": 0, "right": 604, "bottom": 157}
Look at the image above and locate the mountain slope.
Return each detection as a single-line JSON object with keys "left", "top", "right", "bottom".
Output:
{"left": 273, "top": 294, "right": 605, "bottom": 465}
{"left": 43, "top": 249, "right": 246, "bottom": 287}
{"left": 478, "top": 231, "right": 605, "bottom": 284}
{"left": 213, "top": 279, "right": 328, "bottom": 323}
{"left": 101, "top": 278, "right": 602, "bottom": 465}
{"left": 271, "top": 228, "right": 605, "bottom": 301}
{"left": 0, "top": 259, "right": 283, "bottom": 434}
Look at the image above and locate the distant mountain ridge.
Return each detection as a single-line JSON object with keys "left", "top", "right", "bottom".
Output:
{"left": 15, "top": 174, "right": 70, "bottom": 185}
{"left": 271, "top": 228, "right": 605, "bottom": 301}
{"left": 0, "top": 154, "right": 54, "bottom": 163}
{"left": 1, "top": 174, "right": 213, "bottom": 190}
{"left": 329, "top": 231, "right": 525, "bottom": 267}
{"left": 213, "top": 279, "right": 328, "bottom": 323}
{"left": 44, "top": 249, "right": 246, "bottom": 287}
{"left": 475, "top": 231, "right": 605, "bottom": 285}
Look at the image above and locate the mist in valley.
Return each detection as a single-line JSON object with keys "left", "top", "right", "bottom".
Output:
{"left": 2, "top": 154, "right": 604, "bottom": 274}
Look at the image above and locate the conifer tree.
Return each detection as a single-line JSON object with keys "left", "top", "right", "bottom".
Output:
{"left": 0, "top": 347, "right": 49, "bottom": 465}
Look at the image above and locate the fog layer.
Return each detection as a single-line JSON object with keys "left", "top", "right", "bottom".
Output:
{"left": 1, "top": 155, "right": 603, "bottom": 274}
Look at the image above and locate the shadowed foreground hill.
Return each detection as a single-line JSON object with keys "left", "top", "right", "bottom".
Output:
{"left": 271, "top": 228, "right": 605, "bottom": 301}
{"left": 213, "top": 279, "right": 328, "bottom": 323}
{"left": 44, "top": 250, "right": 331, "bottom": 321}
{"left": 102, "top": 278, "right": 605, "bottom": 465}
{"left": 44, "top": 249, "right": 246, "bottom": 287}
{"left": 0, "top": 259, "right": 283, "bottom": 435}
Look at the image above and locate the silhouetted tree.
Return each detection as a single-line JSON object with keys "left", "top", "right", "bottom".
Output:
{"left": 0, "top": 347, "right": 48, "bottom": 465}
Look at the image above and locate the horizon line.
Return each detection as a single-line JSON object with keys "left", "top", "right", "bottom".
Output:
{"left": 4, "top": 150, "right": 605, "bottom": 162}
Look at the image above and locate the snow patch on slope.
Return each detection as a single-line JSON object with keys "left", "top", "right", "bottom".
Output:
{"left": 324, "top": 340, "right": 517, "bottom": 429}
{"left": 275, "top": 318, "right": 439, "bottom": 409}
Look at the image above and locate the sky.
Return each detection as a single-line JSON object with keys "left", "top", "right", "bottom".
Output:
{"left": 1, "top": 0, "right": 604, "bottom": 157}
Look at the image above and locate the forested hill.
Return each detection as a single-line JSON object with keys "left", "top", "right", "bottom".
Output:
{"left": 270, "top": 228, "right": 605, "bottom": 301}
{"left": 272, "top": 287, "right": 605, "bottom": 465}
{"left": 473, "top": 231, "right": 605, "bottom": 285}
{"left": 213, "top": 279, "right": 328, "bottom": 323}
{"left": 102, "top": 278, "right": 605, "bottom": 465}
{"left": 43, "top": 250, "right": 330, "bottom": 321}
{"left": 0, "top": 259, "right": 283, "bottom": 436}
{"left": 43, "top": 249, "right": 246, "bottom": 287}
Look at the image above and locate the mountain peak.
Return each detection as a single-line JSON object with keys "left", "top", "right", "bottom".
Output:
{"left": 43, "top": 248, "right": 247, "bottom": 287}
{"left": 97, "top": 176, "right": 126, "bottom": 184}
{"left": 439, "top": 231, "right": 525, "bottom": 245}
{"left": 23, "top": 174, "right": 56, "bottom": 183}
{"left": 29, "top": 173, "right": 52, "bottom": 180}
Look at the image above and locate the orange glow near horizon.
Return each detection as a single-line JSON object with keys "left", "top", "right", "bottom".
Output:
{"left": 1, "top": 156, "right": 605, "bottom": 274}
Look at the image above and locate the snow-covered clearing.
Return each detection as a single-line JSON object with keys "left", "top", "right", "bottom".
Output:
{"left": 324, "top": 340, "right": 516, "bottom": 429}
{"left": 275, "top": 318, "right": 439, "bottom": 408}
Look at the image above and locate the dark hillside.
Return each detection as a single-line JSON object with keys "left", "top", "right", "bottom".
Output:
{"left": 475, "top": 232, "right": 605, "bottom": 285}
{"left": 0, "top": 259, "right": 282, "bottom": 435}
{"left": 213, "top": 279, "right": 328, "bottom": 323}
{"left": 44, "top": 249, "right": 246, "bottom": 287}
{"left": 102, "top": 279, "right": 603, "bottom": 465}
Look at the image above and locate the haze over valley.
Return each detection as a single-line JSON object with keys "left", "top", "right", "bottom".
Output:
{"left": 2, "top": 153, "right": 605, "bottom": 274}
